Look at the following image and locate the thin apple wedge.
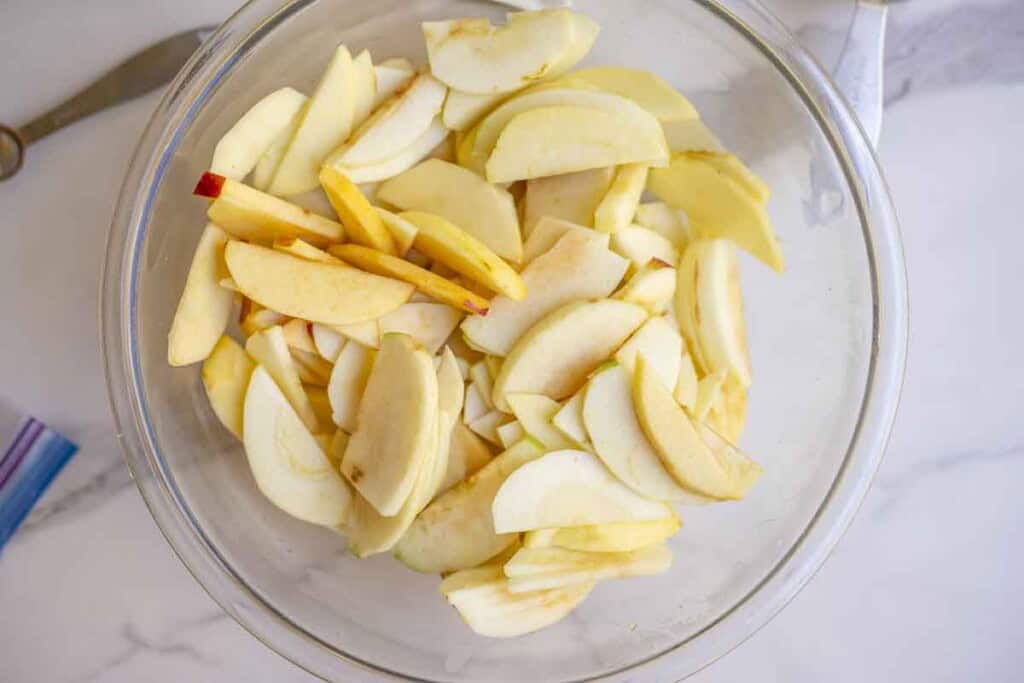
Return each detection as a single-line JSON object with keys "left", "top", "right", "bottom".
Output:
{"left": 378, "top": 159, "right": 522, "bottom": 263}
{"left": 505, "top": 393, "right": 575, "bottom": 451}
{"left": 394, "top": 437, "right": 544, "bottom": 574}
{"left": 674, "top": 352, "right": 699, "bottom": 412}
{"left": 329, "top": 118, "right": 451, "bottom": 185}
{"left": 661, "top": 118, "right": 726, "bottom": 154}
{"left": 436, "top": 421, "right": 495, "bottom": 495}
{"left": 463, "top": 382, "right": 489, "bottom": 424}
{"left": 378, "top": 303, "right": 463, "bottom": 355}
{"left": 341, "top": 333, "right": 439, "bottom": 516}
{"left": 689, "top": 152, "right": 770, "bottom": 204}
{"left": 560, "top": 66, "right": 698, "bottom": 122}
{"left": 372, "top": 62, "right": 415, "bottom": 110}
{"left": 694, "top": 368, "right": 728, "bottom": 422}
{"left": 168, "top": 223, "right": 235, "bottom": 366}
{"left": 210, "top": 87, "right": 308, "bottom": 181}
{"left": 707, "top": 377, "right": 748, "bottom": 444}
{"left": 523, "top": 514, "right": 681, "bottom": 554}
{"left": 272, "top": 237, "right": 344, "bottom": 264}
{"left": 243, "top": 366, "right": 352, "bottom": 526}
{"left": 610, "top": 224, "right": 680, "bottom": 269}
{"left": 522, "top": 167, "right": 614, "bottom": 236}
{"left": 613, "top": 259, "right": 676, "bottom": 314}
{"left": 633, "top": 357, "right": 761, "bottom": 500}
{"left": 327, "top": 339, "right": 376, "bottom": 433}
{"left": 634, "top": 201, "right": 693, "bottom": 251}
{"left": 280, "top": 318, "right": 317, "bottom": 354}
{"left": 332, "top": 319, "right": 379, "bottom": 348}
{"left": 496, "top": 420, "right": 526, "bottom": 449}
{"left": 245, "top": 326, "right": 321, "bottom": 433}
{"left": 693, "top": 239, "right": 752, "bottom": 387}
{"left": 551, "top": 389, "right": 591, "bottom": 450}
{"left": 240, "top": 307, "right": 289, "bottom": 338}
{"left": 503, "top": 544, "right": 672, "bottom": 593}
{"left": 201, "top": 335, "right": 256, "bottom": 439}
{"left": 521, "top": 216, "right": 609, "bottom": 265}
{"left": 305, "top": 386, "right": 334, "bottom": 434}
{"left": 492, "top": 299, "right": 647, "bottom": 411}
{"left": 350, "top": 49, "right": 377, "bottom": 128}
{"left": 194, "top": 172, "right": 345, "bottom": 244}
{"left": 375, "top": 208, "right": 418, "bottom": 256}
{"left": 400, "top": 210, "right": 525, "bottom": 299}
{"left": 290, "top": 348, "right": 332, "bottom": 387}
{"left": 614, "top": 316, "right": 683, "bottom": 390}
{"left": 311, "top": 323, "right": 346, "bottom": 362}
{"left": 594, "top": 163, "right": 649, "bottom": 234}
{"left": 319, "top": 166, "right": 397, "bottom": 254}
{"left": 492, "top": 450, "right": 674, "bottom": 533}
{"left": 225, "top": 242, "right": 412, "bottom": 325}
{"left": 468, "top": 410, "right": 508, "bottom": 447}
{"left": 328, "top": 243, "right": 489, "bottom": 316}
{"left": 443, "top": 90, "right": 508, "bottom": 132}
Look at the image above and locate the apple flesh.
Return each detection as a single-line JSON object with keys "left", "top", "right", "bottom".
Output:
{"left": 503, "top": 544, "right": 672, "bottom": 593}
{"left": 613, "top": 260, "right": 676, "bottom": 314}
{"left": 245, "top": 325, "right": 322, "bottom": 433}
{"left": 610, "top": 225, "right": 680, "bottom": 270}
{"left": 329, "top": 117, "right": 451, "bottom": 184}
{"left": 634, "top": 201, "right": 693, "bottom": 251}
{"left": 378, "top": 303, "right": 463, "bottom": 355}
{"left": 319, "top": 166, "right": 397, "bottom": 254}
{"left": 661, "top": 118, "right": 726, "bottom": 154}
{"left": 613, "top": 316, "right": 683, "bottom": 391}
{"left": 522, "top": 168, "right": 614, "bottom": 237}
{"left": 437, "top": 421, "right": 494, "bottom": 495}
{"left": 201, "top": 335, "right": 255, "bottom": 439}
{"left": 523, "top": 514, "right": 681, "bottom": 554}
{"left": 692, "top": 239, "right": 753, "bottom": 388}
{"left": 272, "top": 237, "right": 344, "bottom": 265}
{"left": 505, "top": 393, "right": 575, "bottom": 451}
{"left": 327, "top": 339, "right": 376, "bottom": 433}
{"left": 521, "top": 216, "right": 610, "bottom": 265}
{"left": 594, "top": 163, "right": 649, "bottom": 234}
{"left": 374, "top": 208, "right": 418, "bottom": 256}
{"left": 559, "top": 66, "right": 698, "bottom": 122}
{"left": 210, "top": 87, "right": 308, "bottom": 181}
{"left": 551, "top": 389, "right": 591, "bottom": 450}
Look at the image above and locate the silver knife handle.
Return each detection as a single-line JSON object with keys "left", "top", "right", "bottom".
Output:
{"left": 832, "top": 0, "right": 890, "bottom": 147}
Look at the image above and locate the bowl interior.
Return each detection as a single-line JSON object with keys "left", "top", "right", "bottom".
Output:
{"left": 127, "top": 0, "right": 875, "bottom": 680}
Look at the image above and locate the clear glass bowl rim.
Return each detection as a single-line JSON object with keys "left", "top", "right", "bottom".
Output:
{"left": 101, "top": 1, "right": 909, "bottom": 680}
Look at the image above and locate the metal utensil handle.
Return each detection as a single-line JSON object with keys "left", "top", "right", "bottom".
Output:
{"left": 833, "top": 0, "right": 890, "bottom": 147}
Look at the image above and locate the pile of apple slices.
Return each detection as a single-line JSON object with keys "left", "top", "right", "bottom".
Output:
{"left": 167, "top": 8, "right": 783, "bottom": 638}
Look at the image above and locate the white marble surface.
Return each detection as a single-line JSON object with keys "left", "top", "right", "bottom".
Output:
{"left": 1, "top": 1, "right": 1022, "bottom": 681}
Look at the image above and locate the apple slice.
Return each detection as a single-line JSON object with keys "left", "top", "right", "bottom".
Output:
{"left": 225, "top": 242, "right": 412, "bottom": 325}
{"left": 168, "top": 223, "right": 235, "bottom": 366}
{"left": 613, "top": 260, "right": 676, "bottom": 314}
{"left": 350, "top": 49, "right": 377, "bottom": 128}
{"left": 505, "top": 393, "right": 575, "bottom": 451}
{"left": 374, "top": 208, "right": 418, "bottom": 256}
{"left": 394, "top": 437, "right": 544, "bottom": 573}
{"left": 648, "top": 154, "right": 783, "bottom": 271}
{"left": 694, "top": 368, "right": 728, "bottom": 422}
{"left": 401, "top": 211, "right": 525, "bottom": 299}
{"left": 329, "top": 117, "right": 450, "bottom": 184}
{"left": 484, "top": 355, "right": 502, "bottom": 381}
{"left": 492, "top": 450, "right": 673, "bottom": 533}
{"left": 306, "top": 386, "right": 333, "bottom": 434}
{"left": 201, "top": 335, "right": 256, "bottom": 439}
{"left": 243, "top": 366, "right": 352, "bottom": 526}
{"left": 634, "top": 201, "right": 693, "bottom": 251}
{"left": 522, "top": 216, "right": 609, "bottom": 265}
{"left": 328, "top": 243, "right": 489, "bottom": 316}
{"left": 290, "top": 348, "right": 333, "bottom": 387}
{"left": 378, "top": 159, "right": 522, "bottom": 263}
{"left": 319, "top": 166, "right": 396, "bottom": 254}
{"left": 423, "top": 11, "right": 575, "bottom": 94}
{"left": 582, "top": 363, "right": 699, "bottom": 503}
{"left": 328, "top": 429, "right": 349, "bottom": 469}
{"left": 551, "top": 389, "right": 591, "bottom": 450}
{"left": 332, "top": 319, "right": 379, "bottom": 348}
{"left": 463, "top": 382, "right": 489, "bottom": 424}
{"left": 610, "top": 225, "right": 680, "bottom": 269}
{"left": 492, "top": 299, "right": 647, "bottom": 411}
{"left": 693, "top": 239, "right": 752, "bottom": 387}
{"left": 661, "top": 118, "right": 726, "bottom": 154}
{"left": 461, "top": 230, "right": 629, "bottom": 356}
{"left": 252, "top": 108, "right": 302, "bottom": 191}
{"left": 327, "top": 340, "right": 376, "bottom": 433}
{"left": 522, "top": 168, "right": 614, "bottom": 237}
{"left": 378, "top": 303, "right": 463, "bottom": 355}
{"left": 443, "top": 90, "right": 507, "bottom": 131}
{"left": 674, "top": 352, "right": 699, "bottom": 412}
{"left": 440, "top": 564, "right": 593, "bottom": 639}
{"left": 194, "top": 173, "right": 344, "bottom": 244}
{"left": 245, "top": 326, "right": 321, "bottom": 433}
{"left": 614, "top": 316, "right": 683, "bottom": 390}
{"left": 328, "top": 74, "right": 446, "bottom": 168}
{"left": 503, "top": 544, "right": 672, "bottom": 593}
{"left": 468, "top": 410, "right": 508, "bottom": 447}
{"left": 311, "top": 323, "right": 346, "bottom": 362}
{"left": 267, "top": 45, "right": 356, "bottom": 196}
{"left": 210, "top": 87, "right": 308, "bottom": 180}
{"left": 437, "top": 421, "right": 495, "bottom": 495}
{"left": 372, "top": 62, "right": 415, "bottom": 110}
{"left": 280, "top": 318, "right": 317, "bottom": 354}
{"left": 708, "top": 377, "right": 748, "bottom": 444}
{"left": 594, "top": 163, "right": 649, "bottom": 234}
{"left": 523, "top": 514, "right": 681, "bottom": 554}
{"left": 496, "top": 420, "right": 526, "bottom": 449}
{"left": 561, "top": 66, "right": 698, "bottom": 122}
{"left": 633, "top": 357, "right": 761, "bottom": 499}
{"left": 240, "top": 307, "right": 289, "bottom": 338}
{"left": 469, "top": 362, "right": 496, "bottom": 410}
{"left": 272, "top": 237, "right": 344, "bottom": 265}
{"left": 690, "top": 152, "right": 770, "bottom": 204}
{"left": 675, "top": 241, "right": 708, "bottom": 373}
{"left": 341, "top": 333, "right": 439, "bottom": 515}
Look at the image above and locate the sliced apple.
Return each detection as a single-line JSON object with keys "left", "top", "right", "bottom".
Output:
{"left": 610, "top": 224, "right": 679, "bottom": 269}
{"left": 492, "top": 450, "right": 673, "bottom": 533}
{"left": 674, "top": 352, "right": 699, "bottom": 412}
{"left": 280, "top": 318, "right": 317, "bottom": 354}
{"left": 648, "top": 154, "right": 783, "bottom": 271}
{"left": 661, "top": 118, "right": 726, "bottom": 154}
{"left": 463, "top": 382, "right": 489, "bottom": 424}
{"left": 306, "top": 386, "right": 334, "bottom": 434}
{"left": 350, "top": 49, "right": 377, "bottom": 128}
{"left": 690, "top": 152, "right": 770, "bottom": 204}
{"left": 594, "top": 163, "right": 649, "bottom": 234}
{"left": 461, "top": 230, "right": 629, "bottom": 356}
{"left": 505, "top": 393, "right": 575, "bottom": 451}
{"left": 201, "top": 335, "right": 256, "bottom": 439}
{"left": 423, "top": 11, "right": 575, "bottom": 94}
{"left": 332, "top": 319, "right": 379, "bottom": 348}
{"left": 674, "top": 240, "right": 708, "bottom": 373}
{"left": 484, "top": 355, "right": 502, "bottom": 381}
{"left": 614, "top": 316, "right": 683, "bottom": 390}
{"left": 245, "top": 326, "right": 321, "bottom": 433}
{"left": 290, "top": 348, "right": 332, "bottom": 387}
{"left": 394, "top": 437, "right": 544, "bottom": 573}
{"left": 693, "top": 239, "right": 752, "bottom": 387}
{"left": 437, "top": 420, "right": 495, "bottom": 495}
{"left": 329, "top": 117, "right": 450, "bottom": 184}
{"left": 523, "top": 514, "right": 681, "bottom": 554}
{"left": 267, "top": 45, "right": 356, "bottom": 196}
{"left": 551, "top": 389, "right": 591, "bottom": 450}
{"left": 272, "top": 237, "right": 344, "bottom": 264}
{"left": 168, "top": 223, "right": 235, "bottom": 366}
{"left": 468, "top": 410, "right": 508, "bottom": 447}
{"left": 311, "top": 323, "right": 346, "bottom": 362}
{"left": 633, "top": 357, "right": 761, "bottom": 499}
{"left": 243, "top": 366, "right": 352, "bottom": 525}
{"left": 521, "top": 216, "right": 609, "bottom": 265}
{"left": 319, "top": 166, "right": 397, "bottom": 254}
{"left": 492, "top": 299, "right": 647, "bottom": 411}
{"left": 240, "top": 307, "right": 289, "bottom": 338}
{"left": 694, "top": 368, "right": 728, "bottom": 422}
{"left": 469, "top": 361, "right": 496, "bottom": 411}
{"left": 708, "top": 377, "right": 747, "bottom": 444}
{"left": 440, "top": 564, "right": 593, "bottom": 638}
{"left": 194, "top": 173, "right": 345, "bottom": 244}
{"left": 374, "top": 208, "right": 418, "bottom": 256}
{"left": 210, "top": 87, "right": 308, "bottom": 181}
{"left": 504, "top": 544, "right": 672, "bottom": 593}
{"left": 582, "top": 363, "right": 699, "bottom": 503}
{"left": 496, "top": 420, "right": 526, "bottom": 449}
{"left": 401, "top": 210, "right": 525, "bottom": 299}
{"left": 561, "top": 66, "right": 697, "bottom": 122}
{"left": 328, "top": 243, "right": 489, "bottom": 315}
{"left": 225, "top": 242, "right": 412, "bottom": 325}
{"left": 378, "top": 159, "right": 522, "bottom": 262}
{"left": 613, "top": 260, "right": 676, "bottom": 314}
{"left": 327, "top": 339, "right": 376, "bottom": 433}
{"left": 252, "top": 109, "right": 302, "bottom": 191}
{"left": 328, "top": 429, "right": 349, "bottom": 469}
{"left": 443, "top": 90, "right": 507, "bottom": 131}
{"left": 634, "top": 201, "right": 693, "bottom": 251}
{"left": 372, "top": 62, "right": 415, "bottom": 110}
{"left": 544, "top": 12, "right": 599, "bottom": 78}
{"left": 341, "top": 333, "right": 439, "bottom": 515}
{"left": 378, "top": 303, "right": 463, "bottom": 355}
{"left": 522, "top": 167, "right": 614, "bottom": 237}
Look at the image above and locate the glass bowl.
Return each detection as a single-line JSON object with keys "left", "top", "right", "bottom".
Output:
{"left": 102, "top": 0, "right": 908, "bottom": 680}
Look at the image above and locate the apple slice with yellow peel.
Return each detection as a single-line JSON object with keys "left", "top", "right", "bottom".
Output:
{"left": 492, "top": 450, "right": 674, "bottom": 533}
{"left": 272, "top": 237, "right": 344, "bottom": 264}
{"left": 461, "top": 230, "right": 629, "bottom": 356}
{"left": 341, "top": 333, "right": 439, "bottom": 515}
{"left": 614, "top": 316, "right": 683, "bottom": 390}
{"left": 194, "top": 173, "right": 345, "bottom": 245}
{"left": 267, "top": 45, "right": 356, "bottom": 196}
{"left": 496, "top": 420, "right": 526, "bottom": 449}
{"left": 311, "top": 323, "right": 346, "bottom": 362}
{"left": 610, "top": 224, "right": 680, "bottom": 269}
{"left": 560, "top": 67, "right": 698, "bottom": 122}
{"left": 240, "top": 307, "right": 289, "bottom": 338}
{"left": 332, "top": 319, "right": 379, "bottom": 348}
{"left": 330, "top": 118, "right": 450, "bottom": 184}
{"left": 378, "top": 159, "right": 522, "bottom": 263}
{"left": 523, "top": 514, "right": 681, "bottom": 554}
{"left": 440, "top": 564, "right": 592, "bottom": 639}
{"left": 662, "top": 118, "right": 726, "bottom": 154}
{"left": 522, "top": 216, "right": 609, "bottom": 265}
{"left": 613, "top": 259, "right": 676, "bottom": 314}
{"left": 394, "top": 437, "right": 544, "bottom": 573}
{"left": 327, "top": 339, "right": 375, "bottom": 433}
{"left": 328, "top": 243, "right": 489, "bottom": 316}
{"left": 168, "top": 223, "right": 234, "bottom": 366}
{"left": 225, "top": 242, "right": 412, "bottom": 325}
{"left": 437, "top": 421, "right": 495, "bottom": 495}
{"left": 423, "top": 11, "right": 575, "bottom": 94}
{"left": 201, "top": 335, "right": 255, "bottom": 439}
{"left": 505, "top": 393, "right": 575, "bottom": 451}
{"left": 708, "top": 377, "right": 748, "bottom": 444}
{"left": 443, "top": 90, "right": 508, "bottom": 132}
{"left": 594, "top": 163, "right": 649, "bottom": 234}
{"left": 378, "top": 303, "right": 463, "bottom": 355}
{"left": 648, "top": 154, "right": 783, "bottom": 272}
{"left": 694, "top": 368, "right": 728, "bottom": 422}
{"left": 675, "top": 241, "right": 707, "bottom": 373}
{"left": 350, "top": 50, "right": 377, "bottom": 128}
{"left": 522, "top": 167, "right": 614, "bottom": 236}
{"left": 492, "top": 299, "right": 647, "bottom": 411}
{"left": 634, "top": 201, "right": 693, "bottom": 251}
{"left": 689, "top": 152, "right": 770, "bottom": 204}
{"left": 693, "top": 239, "right": 753, "bottom": 387}
{"left": 504, "top": 544, "right": 672, "bottom": 593}
{"left": 400, "top": 211, "right": 525, "bottom": 299}
{"left": 551, "top": 389, "right": 591, "bottom": 450}
{"left": 243, "top": 366, "right": 352, "bottom": 526}
{"left": 245, "top": 326, "right": 321, "bottom": 433}
{"left": 319, "top": 166, "right": 396, "bottom": 254}
{"left": 372, "top": 62, "right": 415, "bottom": 110}
{"left": 674, "top": 352, "right": 699, "bottom": 412}
{"left": 280, "top": 318, "right": 317, "bottom": 354}
{"left": 633, "top": 357, "right": 761, "bottom": 499}
{"left": 374, "top": 208, "right": 417, "bottom": 256}
{"left": 583, "top": 363, "right": 701, "bottom": 503}
{"left": 210, "top": 87, "right": 308, "bottom": 180}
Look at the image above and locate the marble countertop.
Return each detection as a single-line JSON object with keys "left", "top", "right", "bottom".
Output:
{"left": 1, "top": 1, "right": 1021, "bottom": 681}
